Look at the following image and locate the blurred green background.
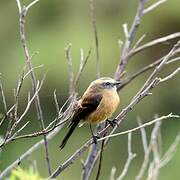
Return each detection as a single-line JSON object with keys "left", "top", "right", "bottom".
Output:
{"left": 0, "top": 0, "right": 180, "bottom": 179}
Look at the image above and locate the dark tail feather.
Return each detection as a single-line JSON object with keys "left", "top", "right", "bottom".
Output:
{"left": 59, "top": 119, "right": 80, "bottom": 149}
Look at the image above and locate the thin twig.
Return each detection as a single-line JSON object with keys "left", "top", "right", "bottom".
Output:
{"left": 130, "top": 32, "right": 180, "bottom": 57}
{"left": 0, "top": 96, "right": 77, "bottom": 179}
{"left": 133, "top": 33, "right": 146, "bottom": 49}
{"left": 6, "top": 121, "right": 30, "bottom": 144}
{"left": 81, "top": 123, "right": 103, "bottom": 180}
{"left": 159, "top": 133, "right": 180, "bottom": 168}
{"left": 15, "top": 0, "right": 22, "bottom": 13}
{"left": 159, "top": 67, "right": 180, "bottom": 82}
{"left": 147, "top": 120, "right": 162, "bottom": 180}
{"left": 0, "top": 105, "right": 15, "bottom": 128}
{"left": 95, "top": 122, "right": 107, "bottom": 180}
{"left": 73, "top": 48, "right": 92, "bottom": 89}
{"left": 99, "top": 114, "right": 178, "bottom": 141}
{"left": 0, "top": 79, "right": 7, "bottom": 112}
{"left": 0, "top": 65, "right": 43, "bottom": 130}
{"left": 110, "top": 167, "right": 116, "bottom": 180}
{"left": 90, "top": 0, "right": 100, "bottom": 78}
{"left": 122, "top": 23, "right": 129, "bottom": 39}
{"left": 133, "top": 40, "right": 180, "bottom": 101}
{"left": 135, "top": 134, "right": 151, "bottom": 179}
{"left": 117, "top": 133, "right": 136, "bottom": 180}
{"left": 137, "top": 117, "right": 148, "bottom": 153}
{"left": 53, "top": 90, "right": 60, "bottom": 115}
{"left": 26, "top": 0, "right": 39, "bottom": 11}
{"left": 0, "top": 77, "right": 45, "bottom": 147}
{"left": 118, "top": 51, "right": 180, "bottom": 91}
{"left": 81, "top": 146, "right": 100, "bottom": 180}
{"left": 114, "top": 0, "right": 147, "bottom": 79}
{"left": 143, "top": 0, "right": 167, "bottom": 14}
{"left": 65, "top": 43, "right": 74, "bottom": 95}
{"left": 0, "top": 124, "right": 61, "bottom": 179}
{"left": 166, "top": 56, "right": 180, "bottom": 64}
{"left": 15, "top": 0, "right": 52, "bottom": 175}
{"left": 0, "top": 97, "right": 73, "bottom": 146}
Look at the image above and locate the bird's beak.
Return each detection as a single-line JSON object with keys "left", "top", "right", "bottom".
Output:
{"left": 114, "top": 80, "right": 121, "bottom": 86}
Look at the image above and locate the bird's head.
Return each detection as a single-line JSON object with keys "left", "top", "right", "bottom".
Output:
{"left": 89, "top": 77, "right": 121, "bottom": 92}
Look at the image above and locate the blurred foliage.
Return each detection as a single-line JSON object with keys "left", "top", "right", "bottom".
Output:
{"left": 7, "top": 166, "right": 44, "bottom": 180}
{"left": 0, "top": 0, "right": 180, "bottom": 179}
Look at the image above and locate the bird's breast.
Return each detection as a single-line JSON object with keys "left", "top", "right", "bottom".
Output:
{"left": 86, "top": 90, "right": 120, "bottom": 123}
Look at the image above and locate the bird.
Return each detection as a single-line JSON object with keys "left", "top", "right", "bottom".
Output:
{"left": 59, "top": 77, "right": 121, "bottom": 149}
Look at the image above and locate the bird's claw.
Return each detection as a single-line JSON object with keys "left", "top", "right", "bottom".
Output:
{"left": 92, "top": 134, "right": 100, "bottom": 144}
{"left": 107, "top": 119, "right": 118, "bottom": 127}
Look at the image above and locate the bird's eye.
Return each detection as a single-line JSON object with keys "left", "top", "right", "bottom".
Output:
{"left": 104, "top": 82, "right": 111, "bottom": 86}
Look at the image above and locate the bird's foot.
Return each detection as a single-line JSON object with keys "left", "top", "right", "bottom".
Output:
{"left": 92, "top": 134, "right": 100, "bottom": 144}
{"left": 106, "top": 119, "right": 118, "bottom": 127}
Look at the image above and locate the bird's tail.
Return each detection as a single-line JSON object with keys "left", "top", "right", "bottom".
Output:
{"left": 59, "top": 118, "right": 81, "bottom": 149}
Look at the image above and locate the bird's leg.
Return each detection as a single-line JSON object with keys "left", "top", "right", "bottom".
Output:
{"left": 89, "top": 124, "right": 99, "bottom": 144}
{"left": 106, "top": 118, "right": 118, "bottom": 127}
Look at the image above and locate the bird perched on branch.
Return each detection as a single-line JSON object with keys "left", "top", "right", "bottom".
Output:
{"left": 60, "top": 77, "right": 121, "bottom": 149}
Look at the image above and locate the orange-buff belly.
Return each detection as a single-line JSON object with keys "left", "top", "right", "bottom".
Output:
{"left": 85, "top": 90, "right": 120, "bottom": 123}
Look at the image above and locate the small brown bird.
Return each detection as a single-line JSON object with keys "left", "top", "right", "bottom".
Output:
{"left": 60, "top": 77, "right": 120, "bottom": 149}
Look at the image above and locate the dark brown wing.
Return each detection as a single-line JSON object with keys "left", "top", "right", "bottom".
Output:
{"left": 74, "top": 93, "right": 102, "bottom": 121}
{"left": 59, "top": 94, "right": 102, "bottom": 149}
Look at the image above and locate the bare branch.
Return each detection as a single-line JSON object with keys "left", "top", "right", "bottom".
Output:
{"left": 135, "top": 142, "right": 151, "bottom": 180}
{"left": 0, "top": 77, "right": 45, "bottom": 147}
{"left": 0, "top": 79, "right": 7, "bottom": 112}
{"left": 118, "top": 52, "right": 180, "bottom": 91}
{"left": 23, "top": 64, "right": 44, "bottom": 80}
{"left": 53, "top": 89, "right": 60, "bottom": 116}
{"left": 15, "top": 0, "right": 52, "bottom": 174}
{"left": 0, "top": 96, "right": 77, "bottom": 179}
{"left": 166, "top": 56, "right": 180, "bottom": 64}
{"left": 130, "top": 32, "right": 180, "bottom": 57}
{"left": 65, "top": 43, "right": 74, "bottom": 95}
{"left": 16, "top": 78, "right": 44, "bottom": 125}
{"left": 89, "top": 0, "right": 100, "bottom": 78}
{"left": 160, "top": 133, "right": 180, "bottom": 168}
{"left": 117, "top": 133, "right": 136, "bottom": 180}
{"left": 81, "top": 123, "right": 105, "bottom": 180}
{"left": 143, "top": 0, "right": 167, "bottom": 14}
{"left": 133, "top": 40, "right": 180, "bottom": 100}
{"left": 1, "top": 97, "right": 73, "bottom": 144}
{"left": 16, "top": 121, "right": 30, "bottom": 134}
{"left": 122, "top": 23, "right": 129, "bottom": 39}
{"left": 147, "top": 120, "right": 162, "bottom": 180}
{"left": 99, "top": 114, "right": 179, "bottom": 141}
{"left": 0, "top": 123, "right": 62, "bottom": 179}
{"left": 15, "top": 0, "right": 22, "bottom": 13}
{"left": 109, "top": 167, "right": 116, "bottom": 180}
{"left": 137, "top": 117, "right": 148, "bottom": 153}
{"left": 133, "top": 33, "right": 146, "bottom": 49}
{"left": 26, "top": 0, "right": 39, "bottom": 11}
{"left": 159, "top": 67, "right": 180, "bottom": 82}
{"left": 81, "top": 147, "right": 100, "bottom": 180}
{"left": 95, "top": 123, "right": 107, "bottom": 180}
{"left": 114, "top": 0, "right": 147, "bottom": 79}
{"left": 0, "top": 105, "right": 15, "bottom": 128}
{"left": 127, "top": 0, "right": 147, "bottom": 45}
{"left": 73, "top": 48, "right": 92, "bottom": 89}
